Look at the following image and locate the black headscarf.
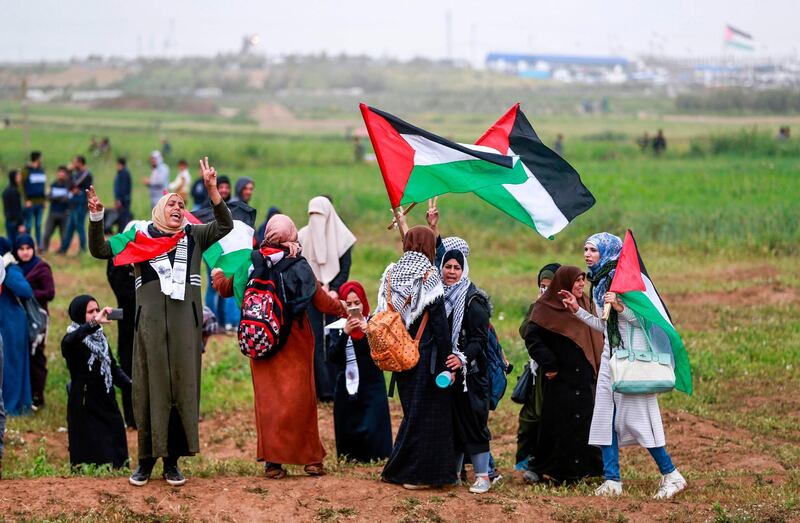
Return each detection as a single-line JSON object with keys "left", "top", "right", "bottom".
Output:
{"left": 14, "top": 234, "right": 40, "bottom": 275}
{"left": 537, "top": 263, "right": 561, "bottom": 286}
{"left": 7, "top": 170, "right": 18, "bottom": 187}
{"left": 442, "top": 249, "right": 465, "bottom": 269}
{"left": 68, "top": 294, "right": 96, "bottom": 324}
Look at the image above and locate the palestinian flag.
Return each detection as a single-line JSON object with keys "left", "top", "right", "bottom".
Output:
{"left": 360, "top": 103, "right": 527, "bottom": 207}
{"left": 724, "top": 24, "right": 754, "bottom": 51}
{"left": 190, "top": 201, "right": 257, "bottom": 277}
{"left": 474, "top": 104, "right": 595, "bottom": 239}
{"left": 109, "top": 221, "right": 186, "bottom": 266}
{"left": 609, "top": 230, "right": 692, "bottom": 394}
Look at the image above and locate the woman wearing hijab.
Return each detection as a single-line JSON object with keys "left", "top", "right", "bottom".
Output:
{"left": 438, "top": 237, "right": 494, "bottom": 494}
{"left": 88, "top": 158, "right": 232, "bottom": 487}
{"left": 14, "top": 234, "right": 55, "bottom": 408}
{"left": 255, "top": 206, "right": 281, "bottom": 246}
{"left": 3, "top": 170, "right": 25, "bottom": 244}
{"left": 298, "top": 196, "right": 356, "bottom": 402}
{"left": 516, "top": 262, "right": 560, "bottom": 479}
{"left": 379, "top": 226, "right": 457, "bottom": 489}
{"left": 325, "top": 280, "right": 392, "bottom": 463}
{"left": 524, "top": 266, "right": 604, "bottom": 483}
{"left": 213, "top": 214, "right": 346, "bottom": 479}
{"left": 0, "top": 237, "right": 33, "bottom": 416}
{"left": 566, "top": 232, "right": 686, "bottom": 499}
{"left": 62, "top": 295, "right": 131, "bottom": 468}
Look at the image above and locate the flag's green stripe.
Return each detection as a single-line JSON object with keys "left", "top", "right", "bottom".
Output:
{"left": 623, "top": 290, "right": 693, "bottom": 395}
{"left": 473, "top": 183, "right": 539, "bottom": 231}
{"left": 202, "top": 242, "right": 224, "bottom": 269}
{"left": 725, "top": 40, "right": 754, "bottom": 51}
{"left": 109, "top": 228, "right": 138, "bottom": 256}
{"left": 215, "top": 249, "right": 252, "bottom": 276}
{"left": 400, "top": 159, "right": 526, "bottom": 205}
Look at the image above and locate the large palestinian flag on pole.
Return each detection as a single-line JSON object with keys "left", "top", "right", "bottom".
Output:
{"left": 190, "top": 201, "right": 257, "bottom": 277}
{"left": 474, "top": 104, "right": 595, "bottom": 239}
{"left": 609, "top": 230, "right": 692, "bottom": 394}
{"left": 360, "top": 103, "right": 527, "bottom": 207}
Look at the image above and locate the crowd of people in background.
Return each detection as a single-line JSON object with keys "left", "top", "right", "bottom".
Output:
{"left": 0, "top": 141, "right": 686, "bottom": 500}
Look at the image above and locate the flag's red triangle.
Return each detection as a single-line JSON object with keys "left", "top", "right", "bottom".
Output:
{"left": 184, "top": 210, "right": 201, "bottom": 224}
{"left": 475, "top": 103, "right": 519, "bottom": 153}
{"left": 359, "top": 103, "right": 415, "bottom": 208}
{"left": 609, "top": 229, "right": 646, "bottom": 294}
{"left": 114, "top": 230, "right": 186, "bottom": 266}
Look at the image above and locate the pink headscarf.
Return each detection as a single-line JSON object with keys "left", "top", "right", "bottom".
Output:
{"left": 261, "top": 214, "right": 301, "bottom": 258}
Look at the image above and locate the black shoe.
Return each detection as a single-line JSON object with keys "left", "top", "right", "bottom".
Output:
{"left": 163, "top": 464, "right": 186, "bottom": 486}
{"left": 129, "top": 462, "right": 154, "bottom": 486}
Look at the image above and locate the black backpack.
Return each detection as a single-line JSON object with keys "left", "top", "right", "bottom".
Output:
{"left": 237, "top": 252, "right": 299, "bottom": 359}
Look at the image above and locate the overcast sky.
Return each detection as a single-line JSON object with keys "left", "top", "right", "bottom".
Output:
{"left": 2, "top": 0, "right": 796, "bottom": 63}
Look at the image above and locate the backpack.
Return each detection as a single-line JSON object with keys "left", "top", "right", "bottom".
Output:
{"left": 237, "top": 252, "right": 298, "bottom": 359}
{"left": 367, "top": 269, "right": 428, "bottom": 373}
{"left": 18, "top": 296, "right": 48, "bottom": 354}
{"left": 486, "top": 324, "right": 509, "bottom": 410}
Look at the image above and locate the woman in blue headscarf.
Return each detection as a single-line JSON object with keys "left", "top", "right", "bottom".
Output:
{"left": 0, "top": 236, "right": 34, "bottom": 415}
{"left": 564, "top": 232, "right": 686, "bottom": 500}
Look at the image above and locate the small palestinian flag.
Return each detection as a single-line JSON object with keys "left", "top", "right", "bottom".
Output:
{"left": 109, "top": 221, "right": 186, "bottom": 266}
{"left": 359, "top": 103, "right": 527, "bottom": 207}
{"left": 610, "top": 230, "right": 692, "bottom": 394}
{"left": 724, "top": 24, "right": 754, "bottom": 51}
{"left": 190, "top": 201, "right": 257, "bottom": 277}
{"left": 474, "top": 104, "right": 595, "bottom": 239}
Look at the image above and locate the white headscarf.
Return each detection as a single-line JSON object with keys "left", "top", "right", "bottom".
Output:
{"left": 298, "top": 196, "right": 356, "bottom": 286}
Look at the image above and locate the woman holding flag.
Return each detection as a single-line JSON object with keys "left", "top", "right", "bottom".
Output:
{"left": 87, "top": 157, "right": 232, "bottom": 487}
{"left": 562, "top": 232, "right": 688, "bottom": 500}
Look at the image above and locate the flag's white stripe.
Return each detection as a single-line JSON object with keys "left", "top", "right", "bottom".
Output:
{"left": 401, "top": 134, "right": 501, "bottom": 166}
{"left": 216, "top": 220, "right": 254, "bottom": 253}
{"left": 502, "top": 147, "right": 568, "bottom": 238}
{"left": 642, "top": 274, "right": 673, "bottom": 328}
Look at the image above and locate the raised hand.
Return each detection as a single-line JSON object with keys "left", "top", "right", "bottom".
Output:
{"left": 558, "top": 289, "right": 579, "bottom": 314}
{"left": 426, "top": 197, "right": 439, "bottom": 228}
{"left": 86, "top": 185, "right": 104, "bottom": 214}
{"left": 198, "top": 156, "right": 217, "bottom": 189}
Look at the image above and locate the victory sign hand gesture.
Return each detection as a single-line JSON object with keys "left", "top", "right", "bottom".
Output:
{"left": 199, "top": 156, "right": 217, "bottom": 189}
{"left": 86, "top": 185, "right": 104, "bottom": 214}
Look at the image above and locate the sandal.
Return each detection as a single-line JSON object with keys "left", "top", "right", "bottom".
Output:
{"left": 304, "top": 463, "right": 326, "bottom": 476}
{"left": 264, "top": 463, "right": 287, "bottom": 479}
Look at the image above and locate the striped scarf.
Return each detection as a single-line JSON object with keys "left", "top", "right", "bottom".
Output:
{"left": 149, "top": 235, "right": 188, "bottom": 300}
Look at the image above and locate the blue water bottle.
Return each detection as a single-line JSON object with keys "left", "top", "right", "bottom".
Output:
{"left": 435, "top": 371, "right": 453, "bottom": 388}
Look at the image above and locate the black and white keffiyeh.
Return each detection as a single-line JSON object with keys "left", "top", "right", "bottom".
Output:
{"left": 440, "top": 237, "right": 471, "bottom": 391}
{"left": 67, "top": 321, "right": 113, "bottom": 393}
{"left": 149, "top": 235, "right": 188, "bottom": 300}
{"left": 376, "top": 251, "right": 443, "bottom": 327}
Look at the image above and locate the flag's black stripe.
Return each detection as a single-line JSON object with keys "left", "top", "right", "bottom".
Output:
{"left": 727, "top": 24, "right": 752, "bottom": 40}
{"left": 629, "top": 231, "right": 673, "bottom": 323}
{"left": 192, "top": 201, "right": 257, "bottom": 227}
{"left": 508, "top": 109, "right": 595, "bottom": 221}
{"left": 367, "top": 106, "right": 514, "bottom": 169}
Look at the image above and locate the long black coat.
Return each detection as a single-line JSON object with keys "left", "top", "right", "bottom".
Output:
{"left": 451, "top": 285, "right": 492, "bottom": 456}
{"left": 326, "top": 332, "right": 392, "bottom": 462}
{"left": 524, "top": 322, "right": 603, "bottom": 482}
{"left": 61, "top": 324, "right": 131, "bottom": 468}
{"left": 107, "top": 259, "right": 136, "bottom": 428}
{"left": 381, "top": 297, "right": 456, "bottom": 487}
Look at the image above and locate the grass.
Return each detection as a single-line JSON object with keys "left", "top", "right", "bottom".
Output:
{"left": 0, "top": 109, "right": 798, "bottom": 520}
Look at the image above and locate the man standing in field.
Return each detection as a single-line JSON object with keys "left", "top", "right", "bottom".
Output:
{"left": 21, "top": 151, "right": 47, "bottom": 250}
{"left": 113, "top": 157, "right": 132, "bottom": 230}
{"left": 59, "top": 156, "right": 93, "bottom": 255}
{"left": 144, "top": 151, "right": 170, "bottom": 209}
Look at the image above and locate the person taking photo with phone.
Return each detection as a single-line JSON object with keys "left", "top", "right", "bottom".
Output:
{"left": 325, "top": 280, "right": 392, "bottom": 463}
{"left": 61, "top": 295, "right": 131, "bottom": 469}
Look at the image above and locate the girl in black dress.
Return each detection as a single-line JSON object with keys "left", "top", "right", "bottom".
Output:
{"left": 61, "top": 295, "right": 131, "bottom": 468}
{"left": 326, "top": 280, "right": 392, "bottom": 462}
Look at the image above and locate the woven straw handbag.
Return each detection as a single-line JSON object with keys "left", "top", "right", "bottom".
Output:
{"left": 367, "top": 270, "right": 428, "bottom": 372}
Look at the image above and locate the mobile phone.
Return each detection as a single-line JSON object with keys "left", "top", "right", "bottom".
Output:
{"left": 347, "top": 306, "right": 363, "bottom": 321}
{"left": 107, "top": 308, "right": 124, "bottom": 321}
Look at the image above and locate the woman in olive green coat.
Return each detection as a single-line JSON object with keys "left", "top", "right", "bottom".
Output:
{"left": 87, "top": 158, "right": 232, "bottom": 487}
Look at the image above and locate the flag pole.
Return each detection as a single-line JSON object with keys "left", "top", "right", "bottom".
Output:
{"left": 390, "top": 206, "right": 408, "bottom": 240}
{"left": 386, "top": 202, "right": 417, "bottom": 230}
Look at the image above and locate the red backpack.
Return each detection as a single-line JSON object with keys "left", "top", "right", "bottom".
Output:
{"left": 237, "top": 253, "right": 298, "bottom": 359}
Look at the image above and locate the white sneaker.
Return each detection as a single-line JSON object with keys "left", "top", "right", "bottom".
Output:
{"left": 595, "top": 479, "right": 623, "bottom": 497}
{"left": 402, "top": 483, "right": 430, "bottom": 490}
{"left": 469, "top": 476, "right": 492, "bottom": 494}
{"left": 654, "top": 469, "right": 687, "bottom": 500}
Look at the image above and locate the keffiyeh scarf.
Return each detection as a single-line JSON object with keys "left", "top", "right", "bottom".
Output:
{"left": 149, "top": 235, "right": 188, "bottom": 300}
{"left": 376, "top": 251, "right": 443, "bottom": 327}
{"left": 67, "top": 322, "right": 113, "bottom": 393}
{"left": 441, "top": 237, "right": 471, "bottom": 391}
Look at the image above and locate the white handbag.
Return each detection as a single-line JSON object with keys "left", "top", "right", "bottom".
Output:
{"left": 610, "top": 321, "right": 675, "bottom": 395}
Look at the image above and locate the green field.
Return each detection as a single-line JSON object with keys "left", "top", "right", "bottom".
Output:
{"left": 0, "top": 107, "right": 798, "bottom": 522}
